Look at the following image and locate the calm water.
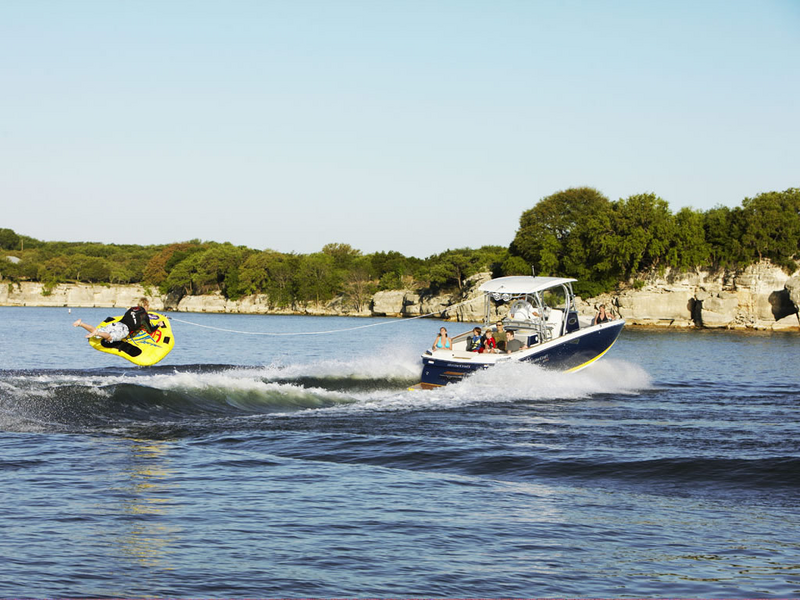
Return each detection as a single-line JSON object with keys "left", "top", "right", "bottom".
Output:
{"left": 1, "top": 306, "right": 798, "bottom": 597}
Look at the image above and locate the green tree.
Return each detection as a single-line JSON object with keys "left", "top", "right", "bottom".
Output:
{"left": 109, "top": 262, "right": 139, "bottom": 284}
{"left": 472, "top": 245, "right": 508, "bottom": 278}
{"left": 739, "top": 188, "right": 800, "bottom": 270}
{"left": 190, "top": 244, "right": 253, "bottom": 298}
{"left": 322, "top": 243, "right": 362, "bottom": 270}
{"left": 427, "top": 249, "right": 481, "bottom": 291}
{"left": 37, "top": 256, "right": 69, "bottom": 286}
{"left": 667, "top": 207, "right": 710, "bottom": 270}
{"left": 162, "top": 253, "right": 203, "bottom": 296}
{"left": 343, "top": 255, "right": 377, "bottom": 311}
{"left": 156, "top": 245, "right": 206, "bottom": 294}
{"left": 296, "top": 252, "right": 340, "bottom": 304}
{"left": 703, "top": 205, "right": 744, "bottom": 267}
{"left": 0, "top": 228, "right": 20, "bottom": 250}
{"left": 144, "top": 243, "right": 197, "bottom": 286}
{"left": 74, "top": 255, "right": 112, "bottom": 282}
{"left": 502, "top": 255, "right": 530, "bottom": 276}
{"left": 378, "top": 271, "right": 403, "bottom": 290}
{"left": 238, "top": 250, "right": 274, "bottom": 295}
{"left": 608, "top": 193, "right": 676, "bottom": 277}
{"left": 1, "top": 256, "right": 21, "bottom": 280}
{"left": 264, "top": 253, "right": 300, "bottom": 307}
{"left": 238, "top": 250, "right": 301, "bottom": 306}
{"left": 510, "top": 187, "right": 615, "bottom": 296}
{"left": 370, "top": 251, "right": 410, "bottom": 280}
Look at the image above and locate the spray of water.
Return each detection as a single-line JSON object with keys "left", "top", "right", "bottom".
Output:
{"left": 0, "top": 350, "right": 651, "bottom": 431}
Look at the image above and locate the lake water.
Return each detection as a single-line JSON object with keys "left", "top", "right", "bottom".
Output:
{"left": 1, "top": 306, "right": 798, "bottom": 597}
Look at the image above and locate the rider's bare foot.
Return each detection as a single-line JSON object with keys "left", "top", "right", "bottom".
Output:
{"left": 73, "top": 319, "right": 82, "bottom": 327}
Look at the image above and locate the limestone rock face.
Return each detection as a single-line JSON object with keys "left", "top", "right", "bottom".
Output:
{"left": 0, "top": 282, "right": 164, "bottom": 310}
{"left": 773, "top": 313, "right": 800, "bottom": 330}
{"left": 177, "top": 292, "right": 227, "bottom": 313}
{"left": 697, "top": 292, "right": 740, "bottom": 328}
{"left": 786, "top": 275, "right": 800, "bottom": 313}
{"left": 373, "top": 288, "right": 471, "bottom": 320}
{"left": 371, "top": 290, "right": 407, "bottom": 316}
{"left": 614, "top": 289, "right": 695, "bottom": 327}
{"left": 402, "top": 292, "right": 422, "bottom": 316}
{"left": 234, "top": 294, "right": 278, "bottom": 315}
{"left": 577, "top": 262, "right": 799, "bottom": 331}
{"left": 420, "top": 294, "right": 453, "bottom": 318}
{"left": 731, "top": 263, "right": 799, "bottom": 328}
{"left": 2, "top": 261, "right": 799, "bottom": 332}
{"left": 449, "top": 272, "right": 489, "bottom": 323}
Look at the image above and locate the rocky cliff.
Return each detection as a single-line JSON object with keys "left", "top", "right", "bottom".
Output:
{"left": 2, "top": 260, "right": 799, "bottom": 331}
{"left": 594, "top": 262, "right": 800, "bottom": 331}
{"left": 371, "top": 263, "right": 800, "bottom": 331}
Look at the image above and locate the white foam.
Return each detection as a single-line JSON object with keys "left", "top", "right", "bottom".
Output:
{"left": 252, "top": 344, "right": 423, "bottom": 381}
{"left": 291, "top": 358, "right": 653, "bottom": 415}
{"left": 149, "top": 370, "right": 355, "bottom": 405}
{"left": 0, "top": 353, "right": 651, "bottom": 416}
{"left": 453, "top": 358, "right": 652, "bottom": 399}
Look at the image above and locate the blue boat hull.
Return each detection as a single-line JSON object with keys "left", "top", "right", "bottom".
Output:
{"left": 419, "top": 320, "right": 624, "bottom": 388}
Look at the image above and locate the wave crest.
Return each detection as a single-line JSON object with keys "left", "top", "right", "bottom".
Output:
{"left": 0, "top": 356, "right": 651, "bottom": 433}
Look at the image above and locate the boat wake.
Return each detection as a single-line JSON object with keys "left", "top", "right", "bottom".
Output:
{"left": 0, "top": 354, "right": 651, "bottom": 435}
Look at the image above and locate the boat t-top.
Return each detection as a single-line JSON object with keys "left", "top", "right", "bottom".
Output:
{"left": 416, "top": 275, "right": 625, "bottom": 388}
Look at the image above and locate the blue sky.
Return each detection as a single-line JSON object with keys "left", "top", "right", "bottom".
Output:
{"left": 1, "top": 0, "right": 798, "bottom": 257}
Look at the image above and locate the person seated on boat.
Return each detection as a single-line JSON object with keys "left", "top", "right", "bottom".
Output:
{"left": 479, "top": 329, "right": 498, "bottom": 353}
{"left": 504, "top": 330, "right": 528, "bottom": 353}
{"left": 494, "top": 321, "right": 507, "bottom": 352}
{"left": 465, "top": 327, "right": 483, "bottom": 352}
{"left": 593, "top": 304, "right": 614, "bottom": 325}
{"left": 432, "top": 327, "right": 452, "bottom": 351}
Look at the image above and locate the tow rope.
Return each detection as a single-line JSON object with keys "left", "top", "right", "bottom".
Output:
{"left": 167, "top": 295, "right": 483, "bottom": 336}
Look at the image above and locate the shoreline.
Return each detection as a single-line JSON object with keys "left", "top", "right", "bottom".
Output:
{"left": 2, "top": 297, "right": 798, "bottom": 334}
{"left": 2, "top": 268, "right": 799, "bottom": 332}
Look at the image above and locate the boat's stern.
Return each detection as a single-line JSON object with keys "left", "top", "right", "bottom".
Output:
{"left": 418, "top": 350, "right": 490, "bottom": 388}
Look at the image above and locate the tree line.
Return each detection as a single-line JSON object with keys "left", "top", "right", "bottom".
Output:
{"left": 509, "top": 187, "right": 800, "bottom": 297}
{"left": 2, "top": 186, "right": 798, "bottom": 304}
{"left": 0, "top": 229, "right": 507, "bottom": 308}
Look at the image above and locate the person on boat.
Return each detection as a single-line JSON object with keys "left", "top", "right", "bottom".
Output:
{"left": 504, "top": 330, "right": 528, "bottom": 353}
{"left": 74, "top": 297, "right": 160, "bottom": 343}
{"left": 466, "top": 327, "right": 483, "bottom": 351}
{"left": 480, "top": 329, "right": 498, "bottom": 353}
{"left": 432, "top": 327, "right": 452, "bottom": 351}
{"left": 494, "top": 321, "right": 507, "bottom": 351}
{"left": 593, "top": 304, "right": 614, "bottom": 325}
{"left": 509, "top": 299, "right": 538, "bottom": 321}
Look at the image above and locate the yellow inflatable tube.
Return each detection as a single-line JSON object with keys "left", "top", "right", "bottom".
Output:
{"left": 88, "top": 312, "right": 175, "bottom": 366}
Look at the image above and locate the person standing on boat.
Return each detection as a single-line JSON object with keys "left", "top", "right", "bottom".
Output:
{"left": 432, "top": 327, "right": 452, "bottom": 351}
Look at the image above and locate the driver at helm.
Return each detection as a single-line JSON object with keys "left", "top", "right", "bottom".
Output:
{"left": 509, "top": 299, "right": 537, "bottom": 321}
